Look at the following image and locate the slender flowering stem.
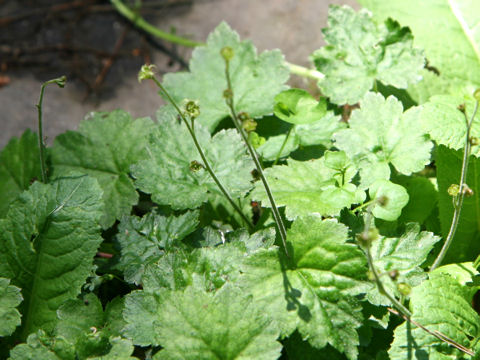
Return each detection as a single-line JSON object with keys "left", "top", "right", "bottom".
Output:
{"left": 140, "top": 67, "right": 254, "bottom": 230}
{"left": 286, "top": 62, "right": 325, "bottom": 81}
{"left": 273, "top": 127, "right": 293, "bottom": 166}
{"left": 36, "top": 76, "right": 66, "bottom": 183}
{"left": 222, "top": 51, "right": 289, "bottom": 256}
{"left": 430, "top": 99, "right": 479, "bottom": 271}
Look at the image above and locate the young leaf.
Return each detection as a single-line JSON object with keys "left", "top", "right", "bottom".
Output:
{"left": 240, "top": 216, "right": 368, "bottom": 359}
{"left": 274, "top": 89, "right": 328, "bottom": 125}
{"left": 389, "top": 273, "right": 480, "bottom": 359}
{"left": 436, "top": 145, "right": 480, "bottom": 263}
{"left": 358, "top": 0, "right": 480, "bottom": 102}
{"left": 162, "top": 22, "right": 289, "bottom": 132}
{"left": 369, "top": 179, "right": 409, "bottom": 221}
{"left": 0, "top": 129, "right": 41, "bottom": 218}
{"left": 251, "top": 155, "right": 365, "bottom": 220}
{"left": 124, "top": 284, "right": 282, "bottom": 359}
{"left": 367, "top": 223, "right": 440, "bottom": 306}
{"left": 132, "top": 108, "right": 254, "bottom": 210}
{"left": 0, "top": 278, "right": 23, "bottom": 337}
{"left": 116, "top": 210, "right": 199, "bottom": 285}
{"left": 421, "top": 95, "right": 480, "bottom": 156}
{"left": 51, "top": 110, "right": 154, "bottom": 228}
{"left": 333, "top": 92, "right": 432, "bottom": 188}
{"left": 311, "top": 5, "right": 424, "bottom": 105}
{"left": 0, "top": 175, "right": 103, "bottom": 338}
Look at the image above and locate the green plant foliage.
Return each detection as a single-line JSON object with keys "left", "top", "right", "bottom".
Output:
{"left": 132, "top": 108, "right": 254, "bottom": 210}
{"left": 116, "top": 210, "right": 199, "bottom": 285}
{"left": 358, "top": 0, "right": 480, "bottom": 102}
{"left": 311, "top": 5, "right": 424, "bottom": 105}
{"left": 124, "top": 284, "right": 282, "bottom": 359}
{"left": 0, "top": 175, "right": 103, "bottom": 338}
{"left": 436, "top": 145, "right": 480, "bottom": 263}
{"left": 0, "top": 130, "right": 41, "bottom": 218}
{"left": 252, "top": 155, "right": 364, "bottom": 220}
{"left": 50, "top": 110, "right": 154, "bottom": 228}
{"left": 369, "top": 180, "right": 409, "bottom": 221}
{"left": 389, "top": 273, "right": 480, "bottom": 359}
{"left": 367, "top": 223, "right": 440, "bottom": 306}
{"left": 162, "top": 22, "right": 289, "bottom": 132}
{"left": 421, "top": 95, "right": 480, "bottom": 156}
{"left": 0, "top": 278, "right": 22, "bottom": 337}
{"left": 240, "top": 216, "right": 368, "bottom": 359}
{"left": 273, "top": 89, "right": 327, "bottom": 125}
{"left": 334, "top": 92, "right": 433, "bottom": 188}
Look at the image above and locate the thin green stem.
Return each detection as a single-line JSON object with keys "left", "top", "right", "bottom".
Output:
{"left": 149, "top": 77, "right": 254, "bottom": 230}
{"left": 351, "top": 199, "right": 376, "bottom": 214}
{"left": 273, "top": 127, "right": 293, "bottom": 166}
{"left": 430, "top": 100, "right": 479, "bottom": 271}
{"left": 286, "top": 62, "right": 325, "bottom": 81}
{"left": 110, "top": 0, "right": 204, "bottom": 47}
{"left": 223, "top": 59, "right": 289, "bottom": 256}
{"left": 36, "top": 76, "right": 66, "bottom": 183}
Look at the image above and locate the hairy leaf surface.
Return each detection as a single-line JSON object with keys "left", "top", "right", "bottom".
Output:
{"left": 163, "top": 22, "right": 289, "bottom": 132}
{"left": 0, "top": 278, "right": 22, "bottom": 337}
{"left": 311, "top": 5, "right": 424, "bottom": 105}
{"left": 0, "top": 175, "right": 103, "bottom": 337}
{"left": 124, "top": 284, "right": 282, "bottom": 359}
{"left": 333, "top": 92, "right": 432, "bottom": 188}
{"left": 252, "top": 155, "right": 364, "bottom": 220}
{"left": 132, "top": 108, "right": 254, "bottom": 210}
{"left": 51, "top": 110, "right": 154, "bottom": 228}
{"left": 240, "top": 216, "right": 368, "bottom": 359}
{"left": 0, "top": 130, "right": 41, "bottom": 218}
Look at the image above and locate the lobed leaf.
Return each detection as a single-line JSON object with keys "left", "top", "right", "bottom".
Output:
{"left": 163, "top": 22, "right": 289, "bottom": 132}
{"left": 0, "top": 278, "right": 23, "bottom": 337}
{"left": 124, "top": 284, "right": 282, "bottom": 359}
{"left": 240, "top": 216, "right": 368, "bottom": 359}
{"left": 311, "top": 5, "right": 424, "bottom": 105}
{"left": 333, "top": 92, "right": 432, "bottom": 188}
{"left": 369, "top": 179, "right": 409, "bottom": 221}
{"left": 51, "top": 110, "right": 154, "bottom": 228}
{"left": 0, "top": 175, "right": 103, "bottom": 338}
{"left": 132, "top": 108, "right": 254, "bottom": 210}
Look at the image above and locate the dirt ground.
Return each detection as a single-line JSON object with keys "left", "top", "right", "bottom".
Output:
{"left": 0, "top": 0, "right": 358, "bottom": 148}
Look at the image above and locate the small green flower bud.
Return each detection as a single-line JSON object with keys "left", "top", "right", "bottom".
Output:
{"left": 463, "top": 184, "right": 474, "bottom": 197}
{"left": 470, "top": 136, "right": 480, "bottom": 146}
{"left": 356, "top": 227, "right": 379, "bottom": 247}
{"left": 397, "top": 282, "right": 411, "bottom": 296}
{"left": 448, "top": 183, "right": 460, "bottom": 197}
{"left": 223, "top": 89, "right": 233, "bottom": 100}
{"left": 189, "top": 160, "right": 203, "bottom": 172}
{"left": 474, "top": 89, "right": 480, "bottom": 102}
{"left": 138, "top": 64, "right": 157, "bottom": 83}
{"left": 457, "top": 103, "right": 466, "bottom": 114}
{"left": 184, "top": 100, "right": 200, "bottom": 119}
{"left": 242, "top": 118, "right": 257, "bottom": 132}
{"left": 251, "top": 169, "right": 260, "bottom": 181}
{"left": 238, "top": 112, "right": 251, "bottom": 122}
{"left": 53, "top": 76, "right": 66, "bottom": 88}
{"left": 220, "top": 46, "right": 234, "bottom": 61}
{"left": 248, "top": 131, "right": 266, "bottom": 149}
{"left": 367, "top": 270, "right": 375, "bottom": 281}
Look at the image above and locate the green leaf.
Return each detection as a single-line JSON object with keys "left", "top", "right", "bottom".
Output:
{"left": 367, "top": 223, "right": 440, "bottom": 306}
{"left": 116, "top": 210, "right": 199, "bottom": 285}
{"left": 163, "top": 22, "right": 289, "bottom": 132}
{"left": 0, "top": 175, "right": 103, "bottom": 338}
{"left": 311, "top": 5, "right": 424, "bottom": 105}
{"left": 0, "top": 278, "right": 23, "bottom": 337}
{"left": 8, "top": 330, "right": 73, "bottom": 360}
{"left": 240, "top": 216, "right": 368, "bottom": 359}
{"left": 132, "top": 108, "right": 254, "bottom": 210}
{"left": 358, "top": 0, "right": 480, "bottom": 102}
{"left": 389, "top": 273, "right": 480, "bottom": 359}
{"left": 333, "top": 92, "right": 432, "bottom": 188}
{"left": 0, "top": 130, "right": 41, "bottom": 218}
{"left": 421, "top": 95, "right": 480, "bottom": 156}
{"left": 273, "top": 89, "right": 328, "bottom": 125}
{"left": 251, "top": 155, "right": 365, "bottom": 220}
{"left": 124, "top": 284, "right": 282, "bottom": 359}
{"left": 369, "top": 180, "right": 409, "bottom": 221}
{"left": 51, "top": 110, "right": 154, "bottom": 228}
{"left": 436, "top": 145, "right": 480, "bottom": 263}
